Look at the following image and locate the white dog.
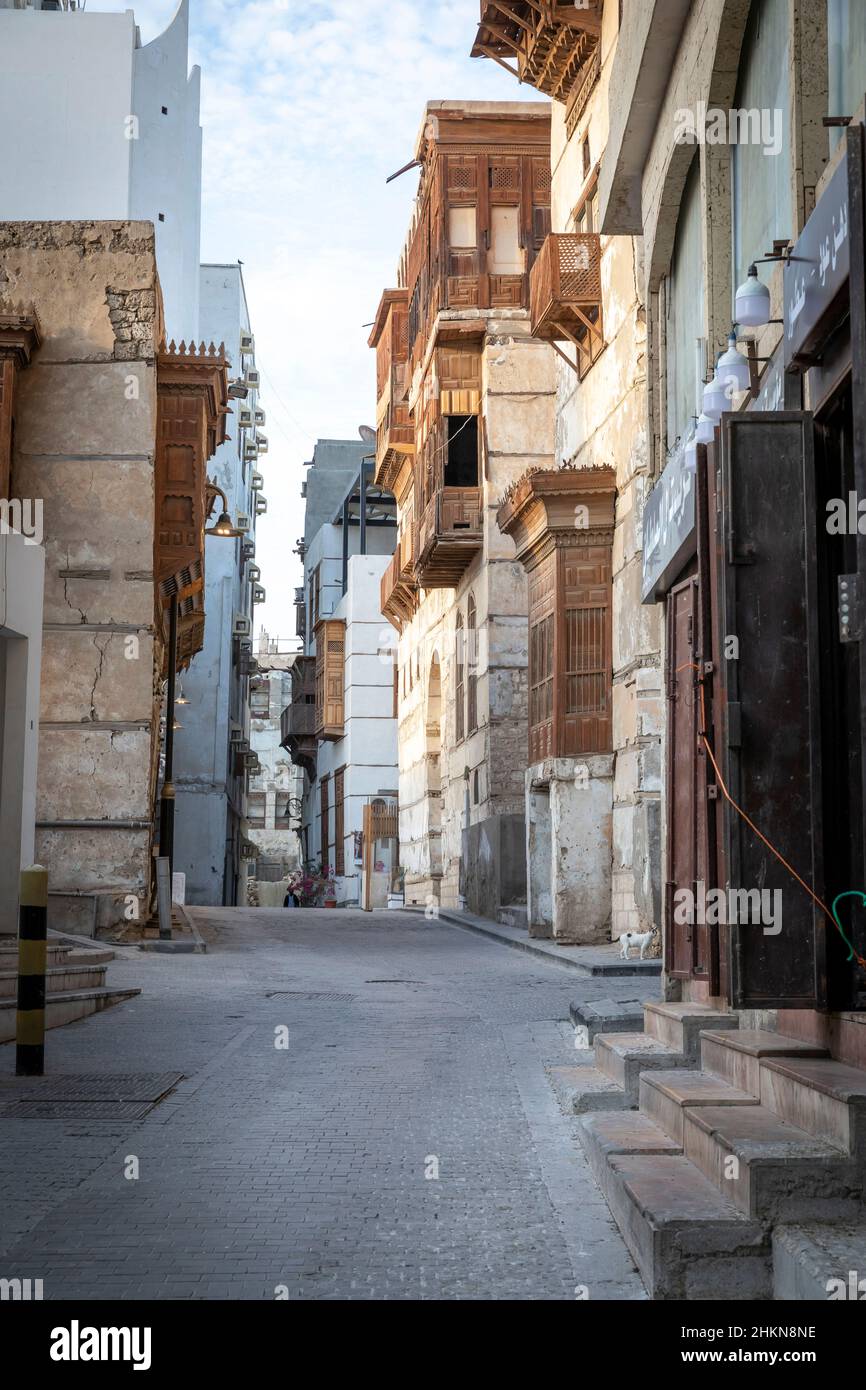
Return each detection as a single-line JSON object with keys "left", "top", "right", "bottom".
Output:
{"left": 619, "top": 929, "right": 654, "bottom": 960}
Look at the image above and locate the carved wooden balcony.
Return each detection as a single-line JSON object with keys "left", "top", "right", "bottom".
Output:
{"left": 280, "top": 654, "right": 317, "bottom": 777}
{"left": 415, "top": 487, "right": 483, "bottom": 589}
{"left": 529, "top": 232, "right": 603, "bottom": 373}
{"left": 314, "top": 618, "right": 346, "bottom": 741}
{"left": 369, "top": 290, "right": 414, "bottom": 493}
{"left": 381, "top": 529, "right": 418, "bottom": 629}
{"left": 471, "top": 2, "right": 601, "bottom": 105}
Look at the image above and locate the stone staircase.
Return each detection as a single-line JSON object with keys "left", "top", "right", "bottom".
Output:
{"left": 554, "top": 999, "right": 740, "bottom": 1114}
{"left": 0, "top": 941, "right": 139, "bottom": 1043}
{"left": 576, "top": 1016, "right": 866, "bottom": 1299}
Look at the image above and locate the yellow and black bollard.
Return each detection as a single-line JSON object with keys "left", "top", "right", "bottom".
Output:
{"left": 16, "top": 865, "right": 48, "bottom": 1077}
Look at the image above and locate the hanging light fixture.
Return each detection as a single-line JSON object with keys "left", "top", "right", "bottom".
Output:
{"left": 684, "top": 433, "right": 698, "bottom": 474}
{"left": 175, "top": 683, "right": 190, "bottom": 707}
{"left": 734, "top": 263, "right": 772, "bottom": 328}
{"left": 702, "top": 360, "right": 727, "bottom": 421}
{"left": 695, "top": 412, "right": 716, "bottom": 445}
{"left": 717, "top": 330, "right": 751, "bottom": 395}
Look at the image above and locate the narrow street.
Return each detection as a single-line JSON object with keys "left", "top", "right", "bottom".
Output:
{"left": 0, "top": 911, "right": 645, "bottom": 1301}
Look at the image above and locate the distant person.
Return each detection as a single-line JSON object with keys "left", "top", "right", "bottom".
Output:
{"left": 283, "top": 889, "right": 298, "bottom": 909}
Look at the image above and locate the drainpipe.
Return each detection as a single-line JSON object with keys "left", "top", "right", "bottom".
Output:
{"left": 158, "top": 593, "right": 178, "bottom": 878}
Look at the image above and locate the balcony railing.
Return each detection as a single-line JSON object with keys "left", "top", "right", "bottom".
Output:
{"left": 280, "top": 692, "right": 317, "bottom": 779}
{"left": 415, "top": 486, "right": 483, "bottom": 589}
{"left": 529, "top": 233, "right": 603, "bottom": 374}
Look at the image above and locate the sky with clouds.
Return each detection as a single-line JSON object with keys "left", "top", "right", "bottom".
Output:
{"left": 87, "top": 0, "right": 544, "bottom": 640}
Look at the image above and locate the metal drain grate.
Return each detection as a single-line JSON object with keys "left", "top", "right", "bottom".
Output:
{"left": 264, "top": 991, "right": 355, "bottom": 1001}
{"left": 0, "top": 1101, "right": 154, "bottom": 1121}
{"left": 0, "top": 1072, "right": 183, "bottom": 1104}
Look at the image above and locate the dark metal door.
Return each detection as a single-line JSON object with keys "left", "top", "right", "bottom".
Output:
{"left": 665, "top": 575, "right": 709, "bottom": 978}
{"left": 718, "top": 412, "right": 825, "bottom": 1009}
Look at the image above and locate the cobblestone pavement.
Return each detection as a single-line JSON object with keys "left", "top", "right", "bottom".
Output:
{"left": 0, "top": 910, "right": 649, "bottom": 1300}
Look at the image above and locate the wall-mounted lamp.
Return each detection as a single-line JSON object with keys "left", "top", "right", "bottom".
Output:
{"left": 205, "top": 481, "right": 245, "bottom": 538}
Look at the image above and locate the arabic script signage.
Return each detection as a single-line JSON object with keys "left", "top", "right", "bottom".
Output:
{"left": 641, "top": 444, "right": 696, "bottom": 603}
{"left": 784, "top": 149, "right": 850, "bottom": 368}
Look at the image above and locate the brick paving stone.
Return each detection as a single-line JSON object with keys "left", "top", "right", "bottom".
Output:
{"left": 0, "top": 908, "right": 647, "bottom": 1300}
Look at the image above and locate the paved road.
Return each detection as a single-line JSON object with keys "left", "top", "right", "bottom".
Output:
{"left": 0, "top": 909, "right": 648, "bottom": 1300}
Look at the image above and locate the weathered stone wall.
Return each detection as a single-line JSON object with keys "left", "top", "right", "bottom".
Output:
{"left": 546, "top": 2, "right": 662, "bottom": 943}
{"left": 399, "top": 313, "right": 556, "bottom": 915}
{"left": 2, "top": 221, "right": 162, "bottom": 933}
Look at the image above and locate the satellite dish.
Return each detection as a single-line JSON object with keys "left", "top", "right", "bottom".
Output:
{"left": 358, "top": 425, "right": 376, "bottom": 444}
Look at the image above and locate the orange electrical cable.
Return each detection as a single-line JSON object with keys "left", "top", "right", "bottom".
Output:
{"left": 674, "top": 660, "right": 866, "bottom": 971}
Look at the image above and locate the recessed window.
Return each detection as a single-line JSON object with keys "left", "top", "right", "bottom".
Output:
{"left": 444, "top": 415, "right": 478, "bottom": 488}
{"left": 158, "top": 212, "right": 166, "bottom": 223}
{"left": 161, "top": 106, "right": 168, "bottom": 115}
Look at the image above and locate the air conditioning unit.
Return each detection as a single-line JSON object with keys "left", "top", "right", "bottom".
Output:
{"left": 240, "top": 841, "right": 257, "bottom": 860}
{"left": 237, "top": 406, "right": 254, "bottom": 429}
{"left": 239, "top": 637, "right": 253, "bottom": 655}
{"left": 230, "top": 723, "right": 245, "bottom": 744}
{"left": 235, "top": 514, "right": 252, "bottom": 534}
{"left": 245, "top": 369, "right": 261, "bottom": 390}
{"left": 248, "top": 564, "right": 262, "bottom": 583}
{"left": 253, "top": 584, "right": 266, "bottom": 605}
{"left": 255, "top": 496, "right": 268, "bottom": 516}
{"left": 239, "top": 332, "right": 255, "bottom": 357}
{"left": 244, "top": 753, "right": 261, "bottom": 772}
{"left": 254, "top": 408, "right": 266, "bottom": 426}
{"left": 242, "top": 540, "right": 256, "bottom": 562}
{"left": 232, "top": 614, "right": 251, "bottom": 638}
{"left": 251, "top": 471, "right": 264, "bottom": 492}
{"left": 244, "top": 441, "right": 259, "bottom": 462}
{"left": 256, "top": 433, "right": 269, "bottom": 455}
{"left": 235, "top": 738, "right": 250, "bottom": 756}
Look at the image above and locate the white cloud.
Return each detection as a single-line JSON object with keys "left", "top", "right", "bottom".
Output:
{"left": 86, "top": 0, "right": 546, "bottom": 637}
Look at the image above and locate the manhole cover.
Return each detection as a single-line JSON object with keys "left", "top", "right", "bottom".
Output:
{"left": 0, "top": 1072, "right": 183, "bottom": 1104}
{"left": 264, "top": 991, "right": 354, "bottom": 1001}
{"left": 0, "top": 1101, "right": 153, "bottom": 1121}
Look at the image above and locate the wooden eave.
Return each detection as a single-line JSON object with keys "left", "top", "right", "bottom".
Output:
{"left": 368, "top": 288, "right": 409, "bottom": 349}
{"left": 470, "top": 1, "right": 601, "bottom": 104}
{"left": 0, "top": 302, "right": 42, "bottom": 366}
{"left": 497, "top": 463, "right": 616, "bottom": 566}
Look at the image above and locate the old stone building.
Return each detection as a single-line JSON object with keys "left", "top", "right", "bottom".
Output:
{"left": 469, "top": 0, "right": 866, "bottom": 1302}
{"left": 1, "top": 219, "right": 227, "bottom": 935}
{"left": 473, "top": 1, "right": 662, "bottom": 944}
{"left": 373, "top": 101, "right": 557, "bottom": 917}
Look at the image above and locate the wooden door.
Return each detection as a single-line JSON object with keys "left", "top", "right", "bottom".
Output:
{"left": 665, "top": 574, "right": 709, "bottom": 978}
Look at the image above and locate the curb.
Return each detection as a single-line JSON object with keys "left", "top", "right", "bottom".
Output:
{"left": 400, "top": 906, "right": 662, "bottom": 977}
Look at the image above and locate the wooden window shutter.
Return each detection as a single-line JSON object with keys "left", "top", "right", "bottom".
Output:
{"left": 334, "top": 767, "right": 345, "bottom": 876}
{"left": 455, "top": 612, "right": 465, "bottom": 742}
{"left": 320, "top": 774, "right": 330, "bottom": 870}
{"left": 558, "top": 543, "right": 612, "bottom": 755}
{"left": 314, "top": 618, "right": 345, "bottom": 740}
{"left": 528, "top": 552, "right": 556, "bottom": 764}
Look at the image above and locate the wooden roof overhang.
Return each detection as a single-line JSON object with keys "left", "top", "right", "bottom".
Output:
{"left": 470, "top": 1, "right": 601, "bottom": 104}
{"left": 497, "top": 462, "right": 616, "bottom": 567}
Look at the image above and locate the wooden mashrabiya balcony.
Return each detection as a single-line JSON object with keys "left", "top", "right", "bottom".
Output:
{"left": 415, "top": 486, "right": 483, "bottom": 589}
{"left": 381, "top": 529, "right": 418, "bottom": 629}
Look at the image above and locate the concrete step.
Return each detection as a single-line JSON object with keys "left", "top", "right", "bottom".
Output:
{"left": 700, "top": 1029, "right": 829, "bottom": 1095}
{"left": 0, "top": 944, "right": 72, "bottom": 966}
{"left": 772, "top": 1222, "right": 866, "bottom": 1300}
{"left": 760, "top": 1055, "right": 866, "bottom": 1159}
{"left": 548, "top": 1062, "right": 633, "bottom": 1114}
{"left": 682, "top": 1102, "right": 861, "bottom": 1222}
{"left": 644, "top": 1001, "right": 739, "bottom": 1060}
{"left": 569, "top": 996, "right": 647, "bottom": 1047}
{"left": 579, "top": 1112, "right": 770, "bottom": 1300}
{"left": 595, "top": 1031, "right": 693, "bottom": 1101}
{"left": 0, "top": 986, "right": 140, "bottom": 1042}
{"left": 0, "top": 964, "right": 107, "bottom": 999}
{"left": 497, "top": 904, "right": 527, "bottom": 931}
{"left": 640, "top": 1068, "right": 759, "bottom": 1145}
{"left": 65, "top": 948, "right": 116, "bottom": 966}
